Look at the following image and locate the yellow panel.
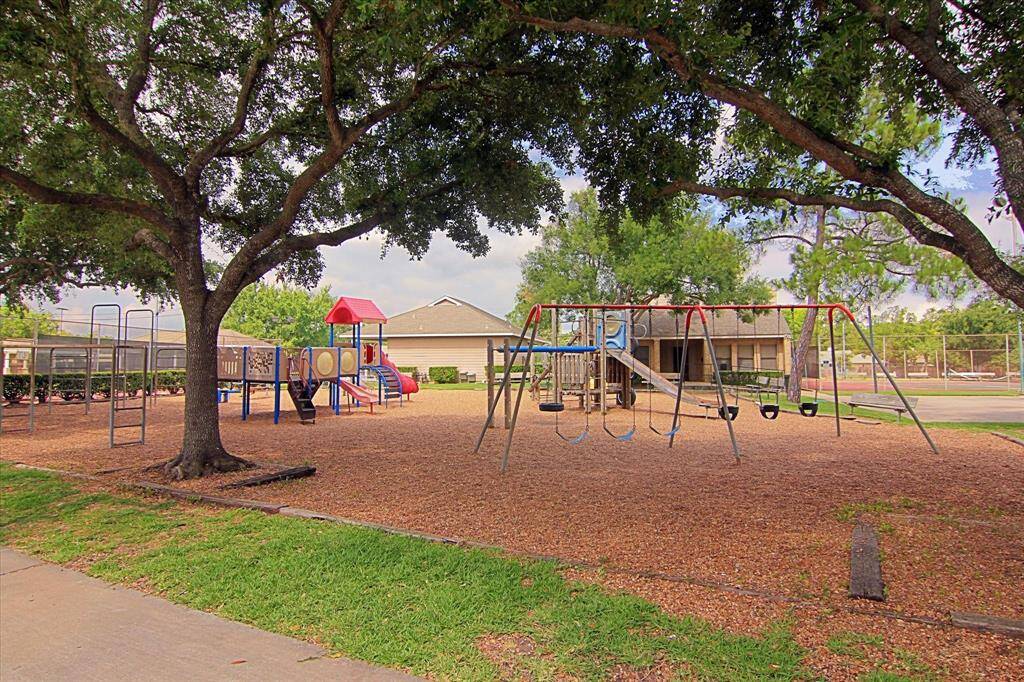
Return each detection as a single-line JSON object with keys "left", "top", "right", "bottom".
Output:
{"left": 315, "top": 350, "right": 335, "bottom": 376}
{"left": 339, "top": 348, "right": 357, "bottom": 374}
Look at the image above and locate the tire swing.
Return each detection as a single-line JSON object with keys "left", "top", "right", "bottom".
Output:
{"left": 601, "top": 308, "right": 637, "bottom": 442}
{"left": 646, "top": 308, "right": 680, "bottom": 438}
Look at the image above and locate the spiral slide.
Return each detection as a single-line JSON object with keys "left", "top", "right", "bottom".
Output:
{"left": 379, "top": 351, "right": 419, "bottom": 394}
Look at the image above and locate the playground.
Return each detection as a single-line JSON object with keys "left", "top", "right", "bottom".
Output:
{"left": 1, "top": 380, "right": 1022, "bottom": 678}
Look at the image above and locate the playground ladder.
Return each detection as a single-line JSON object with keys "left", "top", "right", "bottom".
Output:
{"left": 109, "top": 343, "right": 148, "bottom": 447}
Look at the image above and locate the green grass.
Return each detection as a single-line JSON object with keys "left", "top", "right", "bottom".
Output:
{"left": 421, "top": 382, "right": 488, "bottom": 391}
{"left": 826, "top": 631, "right": 884, "bottom": 660}
{"left": 0, "top": 463, "right": 810, "bottom": 680}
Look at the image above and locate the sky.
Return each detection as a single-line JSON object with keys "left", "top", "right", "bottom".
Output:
{"left": 34, "top": 149, "right": 1021, "bottom": 333}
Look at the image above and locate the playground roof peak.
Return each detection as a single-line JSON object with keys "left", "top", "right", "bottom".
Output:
{"left": 324, "top": 296, "right": 387, "bottom": 325}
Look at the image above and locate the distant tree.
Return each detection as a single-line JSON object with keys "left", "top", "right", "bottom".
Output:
{"left": 222, "top": 285, "right": 335, "bottom": 348}
{"left": 512, "top": 189, "right": 769, "bottom": 328}
{"left": 766, "top": 204, "right": 968, "bottom": 400}
{"left": 0, "top": 304, "right": 58, "bottom": 339}
{"left": 925, "top": 299, "right": 1022, "bottom": 336}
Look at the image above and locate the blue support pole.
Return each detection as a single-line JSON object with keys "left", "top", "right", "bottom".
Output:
{"left": 242, "top": 346, "right": 249, "bottom": 421}
{"left": 328, "top": 324, "right": 336, "bottom": 410}
{"left": 273, "top": 346, "right": 281, "bottom": 424}
{"left": 335, "top": 347, "right": 342, "bottom": 415}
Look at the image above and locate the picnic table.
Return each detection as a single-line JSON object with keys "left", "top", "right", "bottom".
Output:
{"left": 845, "top": 393, "right": 918, "bottom": 423}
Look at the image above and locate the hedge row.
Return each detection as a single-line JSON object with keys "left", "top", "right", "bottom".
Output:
{"left": 717, "top": 370, "right": 785, "bottom": 386}
{"left": 427, "top": 366, "right": 459, "bottom": 384}
{"left": 2, "top": 370, "right": 187, "bottom": 403}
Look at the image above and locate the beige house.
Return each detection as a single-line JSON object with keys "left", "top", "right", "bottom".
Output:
{"left": 383, "top": 297, "right": 517, "bottom": 378}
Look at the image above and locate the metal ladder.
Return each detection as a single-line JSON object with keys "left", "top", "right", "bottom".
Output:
{"left": 108, "top": 309, "right": 153, "bottom": 447}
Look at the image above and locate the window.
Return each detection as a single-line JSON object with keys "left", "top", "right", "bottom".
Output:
{"left": 737, "top": 344, "right": 755, "bottom": 370}
{"left": 760, "top": 343, "right": 779, "bottom": 370}
{"left": 713, "top": 343, "right": 732, "bottom": 370}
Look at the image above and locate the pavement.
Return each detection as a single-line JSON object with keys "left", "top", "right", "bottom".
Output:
{"left": 912, "top": 395, "right": 1024, "bottom": 423}
{"left": 0, "top": 548, "right": 420, "bottom": 681}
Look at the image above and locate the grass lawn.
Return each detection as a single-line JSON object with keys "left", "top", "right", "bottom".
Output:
{"left": 421, "top": 382, "right": 489, "bottom": 391}
{"left": 0, "top": 463, "right": 834, "bottom": 680}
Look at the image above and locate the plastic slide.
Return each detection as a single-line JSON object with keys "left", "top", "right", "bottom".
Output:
{"left": 379, "top": 351, "right": 419, "bottom": 394}
{"left": 337, "top": 379, "right": 379, "bottom": 408}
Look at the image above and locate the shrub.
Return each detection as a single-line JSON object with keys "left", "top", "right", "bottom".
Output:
{"left": 717, "top": 370, "right": 784, "bottom": 386}
{"left": 397, "top": 366, "right": 418, "bottom": 375}
{"left": 428, "top": 366, "right": 459, "bottom": 384}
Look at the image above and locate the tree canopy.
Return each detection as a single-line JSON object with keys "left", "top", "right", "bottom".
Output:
{"left": 504, "top": 0, "right": 1024, "bottom": 307}
{"left": 513, "top": 189, "right": 769, "bottom": 323}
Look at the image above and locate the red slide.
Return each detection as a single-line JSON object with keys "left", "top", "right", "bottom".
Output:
{"left": 380, "top": 351, "right": 419, "bottom": 394}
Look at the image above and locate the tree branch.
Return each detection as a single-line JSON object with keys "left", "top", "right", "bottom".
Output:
{"left": 0, "top": 165, "right": 178, "bottom": 236}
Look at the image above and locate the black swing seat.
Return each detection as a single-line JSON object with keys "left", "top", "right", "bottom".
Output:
{"left": 799, "top": 402, "right": 819, "bottom": 417}
{"left": 539, "top": 402, "right": 565, "bottom": 412}
{"left": 719, "top": 405, "right": 739, "bottom": 421}
{"left": 759, "top": 404, "right": 780, "bottom": 420}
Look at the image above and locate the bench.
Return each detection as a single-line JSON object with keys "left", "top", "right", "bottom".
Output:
{"left": 845, "top": 393, "right": 918, "bottom": 423}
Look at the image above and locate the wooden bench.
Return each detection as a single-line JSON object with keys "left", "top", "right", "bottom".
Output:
{"left": 845, "top": 393, "right": 918, "bottom": 423}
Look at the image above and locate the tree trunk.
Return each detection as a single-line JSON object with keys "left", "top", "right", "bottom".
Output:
{"left": 787, "top": 207, "right": 827, "bottom": 403}
{"left": 163, "top": 296, "right": 253, "bottom": 480}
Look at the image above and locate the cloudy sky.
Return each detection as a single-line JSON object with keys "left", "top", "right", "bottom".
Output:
{"left": 36, "top": 153, "right": 1020, "bottom": 333}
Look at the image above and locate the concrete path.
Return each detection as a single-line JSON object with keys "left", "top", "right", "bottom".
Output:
{"left": 913, "top": 395, "right": 1024, "bottom": 423}
{"left": 1, "top": 548, "right": 420, "bottom": 682}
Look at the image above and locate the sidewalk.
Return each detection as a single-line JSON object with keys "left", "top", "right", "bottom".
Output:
{"left": 1, "top": 548, "right": 420, "bottom": 681}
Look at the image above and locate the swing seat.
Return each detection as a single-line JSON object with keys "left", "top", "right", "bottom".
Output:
{"left": 570, "top": 431, "right": 588, "bottom": 445}
{"left": 616, "top": 428, "right": 636, "bottom": 442}
{"left": 539, "top": 402, "right": 565, "bottom": 412}
{"left": 664, "top": 427, "right": 680, "bottom": 437}
{"left": 719, "top": 405, "right": 739, "bottom": 421}
{"left": 799, "top": 402, "right": 819, "bottom": 417}
{"left": 759, "top": 404, "right": 780, "bottom": 420}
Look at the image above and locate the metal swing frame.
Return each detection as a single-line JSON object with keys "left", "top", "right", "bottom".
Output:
{"left": 476, "top": 302, "right": 936, "bottom": 472}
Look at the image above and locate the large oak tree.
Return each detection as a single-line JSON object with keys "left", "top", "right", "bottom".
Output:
{"left": 0, "top": 0, "right": 570, "bottom": 477}
{"left": 503, "top": 0, "right": 1024, "bottom": 308}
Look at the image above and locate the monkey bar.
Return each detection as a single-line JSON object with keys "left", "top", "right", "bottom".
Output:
{"left": 475, "top": 302, "right": 938, "bottom": 472}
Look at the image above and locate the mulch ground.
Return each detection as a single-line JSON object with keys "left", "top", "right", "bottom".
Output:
{"left": 3, "top": 389, "right": 1022, "bottom": 680}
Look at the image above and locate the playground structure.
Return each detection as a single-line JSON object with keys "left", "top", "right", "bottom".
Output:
{"left": 477, "top": 302, "right": 938, "bottom": 471}
{"left": 0, "top": 296, "right": 418, "bottom": 442}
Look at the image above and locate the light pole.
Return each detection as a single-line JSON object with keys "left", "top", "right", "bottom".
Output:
{"left": 56, "top": 307, "right": 68, "bottom": 334}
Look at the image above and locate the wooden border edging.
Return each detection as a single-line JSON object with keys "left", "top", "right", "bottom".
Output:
{"left": 990, "top": 431, "right": 1024, "bottom": 448}
{"left": 950, "top": 612, "right": 1024, "bottom": 639}
{"left": 849, "top": 522, "right": 885, "bottom": 601}
{"left": 9, "top": 461, "right": 1023, "bottom": 641}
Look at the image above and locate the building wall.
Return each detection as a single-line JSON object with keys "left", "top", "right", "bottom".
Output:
{"left": 384, "top": 336, "right": 509, "bottom": 378}
{"left": 651, "top": 336, "right": 791, "bottom": 382}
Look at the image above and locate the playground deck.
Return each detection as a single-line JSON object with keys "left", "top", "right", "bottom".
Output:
{"left": 1, "top": 390, "right": 1021, "bottom": 679}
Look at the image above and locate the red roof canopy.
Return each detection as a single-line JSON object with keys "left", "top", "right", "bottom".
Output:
{"left": 324, "top": 296, "right": 387, "bottom": 325}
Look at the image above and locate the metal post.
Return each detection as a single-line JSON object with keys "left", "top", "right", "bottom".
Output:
{"left": 1018, "top": 319, "right": 1024, "bottom": 394}
{"left": 827, "top": 309, "right": 841, "bottom": 437}
{"left": 474, "top": 309, "right": 537, "bottom": 454}
{"left": 841, "top": 318, "right": 847, "bottom": 379}
{"left": 668, "top": 314, "right": 691, "bottom": 449}
{"left": 502, "top": 342, "right": 512, "bottom": 429}
{"left": 242, "top": 346, "right": 249, "bottom": 420}
{"left": 273, "top": 346, "right": 281, "bottom": 424}
{"left": 27, "top": 345, "right": 37, "bottom": 432}
{"left": 500, "top": 315, "right": 540, "bottom": 472}
{"left": 847, "top": 316, "right": 938, "bottom": 454}
{"left": 868, "top": 305, "right": 878, "bottom": 393}
{"left": 698, "top": 308, "right": 740, "bottom": 462}
{"left": 1006, "top": 333, "right": 1011, "bottom": 390}
{"left": 942, "top": 335, "right": 948, "bottom": 390}
{"left": 486, "top": 338, "right": 495, "bottom": 428}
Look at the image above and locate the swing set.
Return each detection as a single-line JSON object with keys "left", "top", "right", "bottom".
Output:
{"left": 476, "top": 302, "right": 938, "bottom": 472}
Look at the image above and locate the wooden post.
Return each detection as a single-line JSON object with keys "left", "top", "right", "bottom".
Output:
{"left": 486, "top": 338, "right": 495, "bottom": 429}
{"left": 503, "top": 341, "right": 512, "bottom": 429}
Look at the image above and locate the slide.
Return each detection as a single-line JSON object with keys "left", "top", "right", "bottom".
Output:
{"left": 337, "top": 379, "right": 379, "bottom": 409}
{"left": 606, "top": 348, "right": 701, "bottom": 406}
{"left": 379, "top": 351, "right": 419, "bottom": 394}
